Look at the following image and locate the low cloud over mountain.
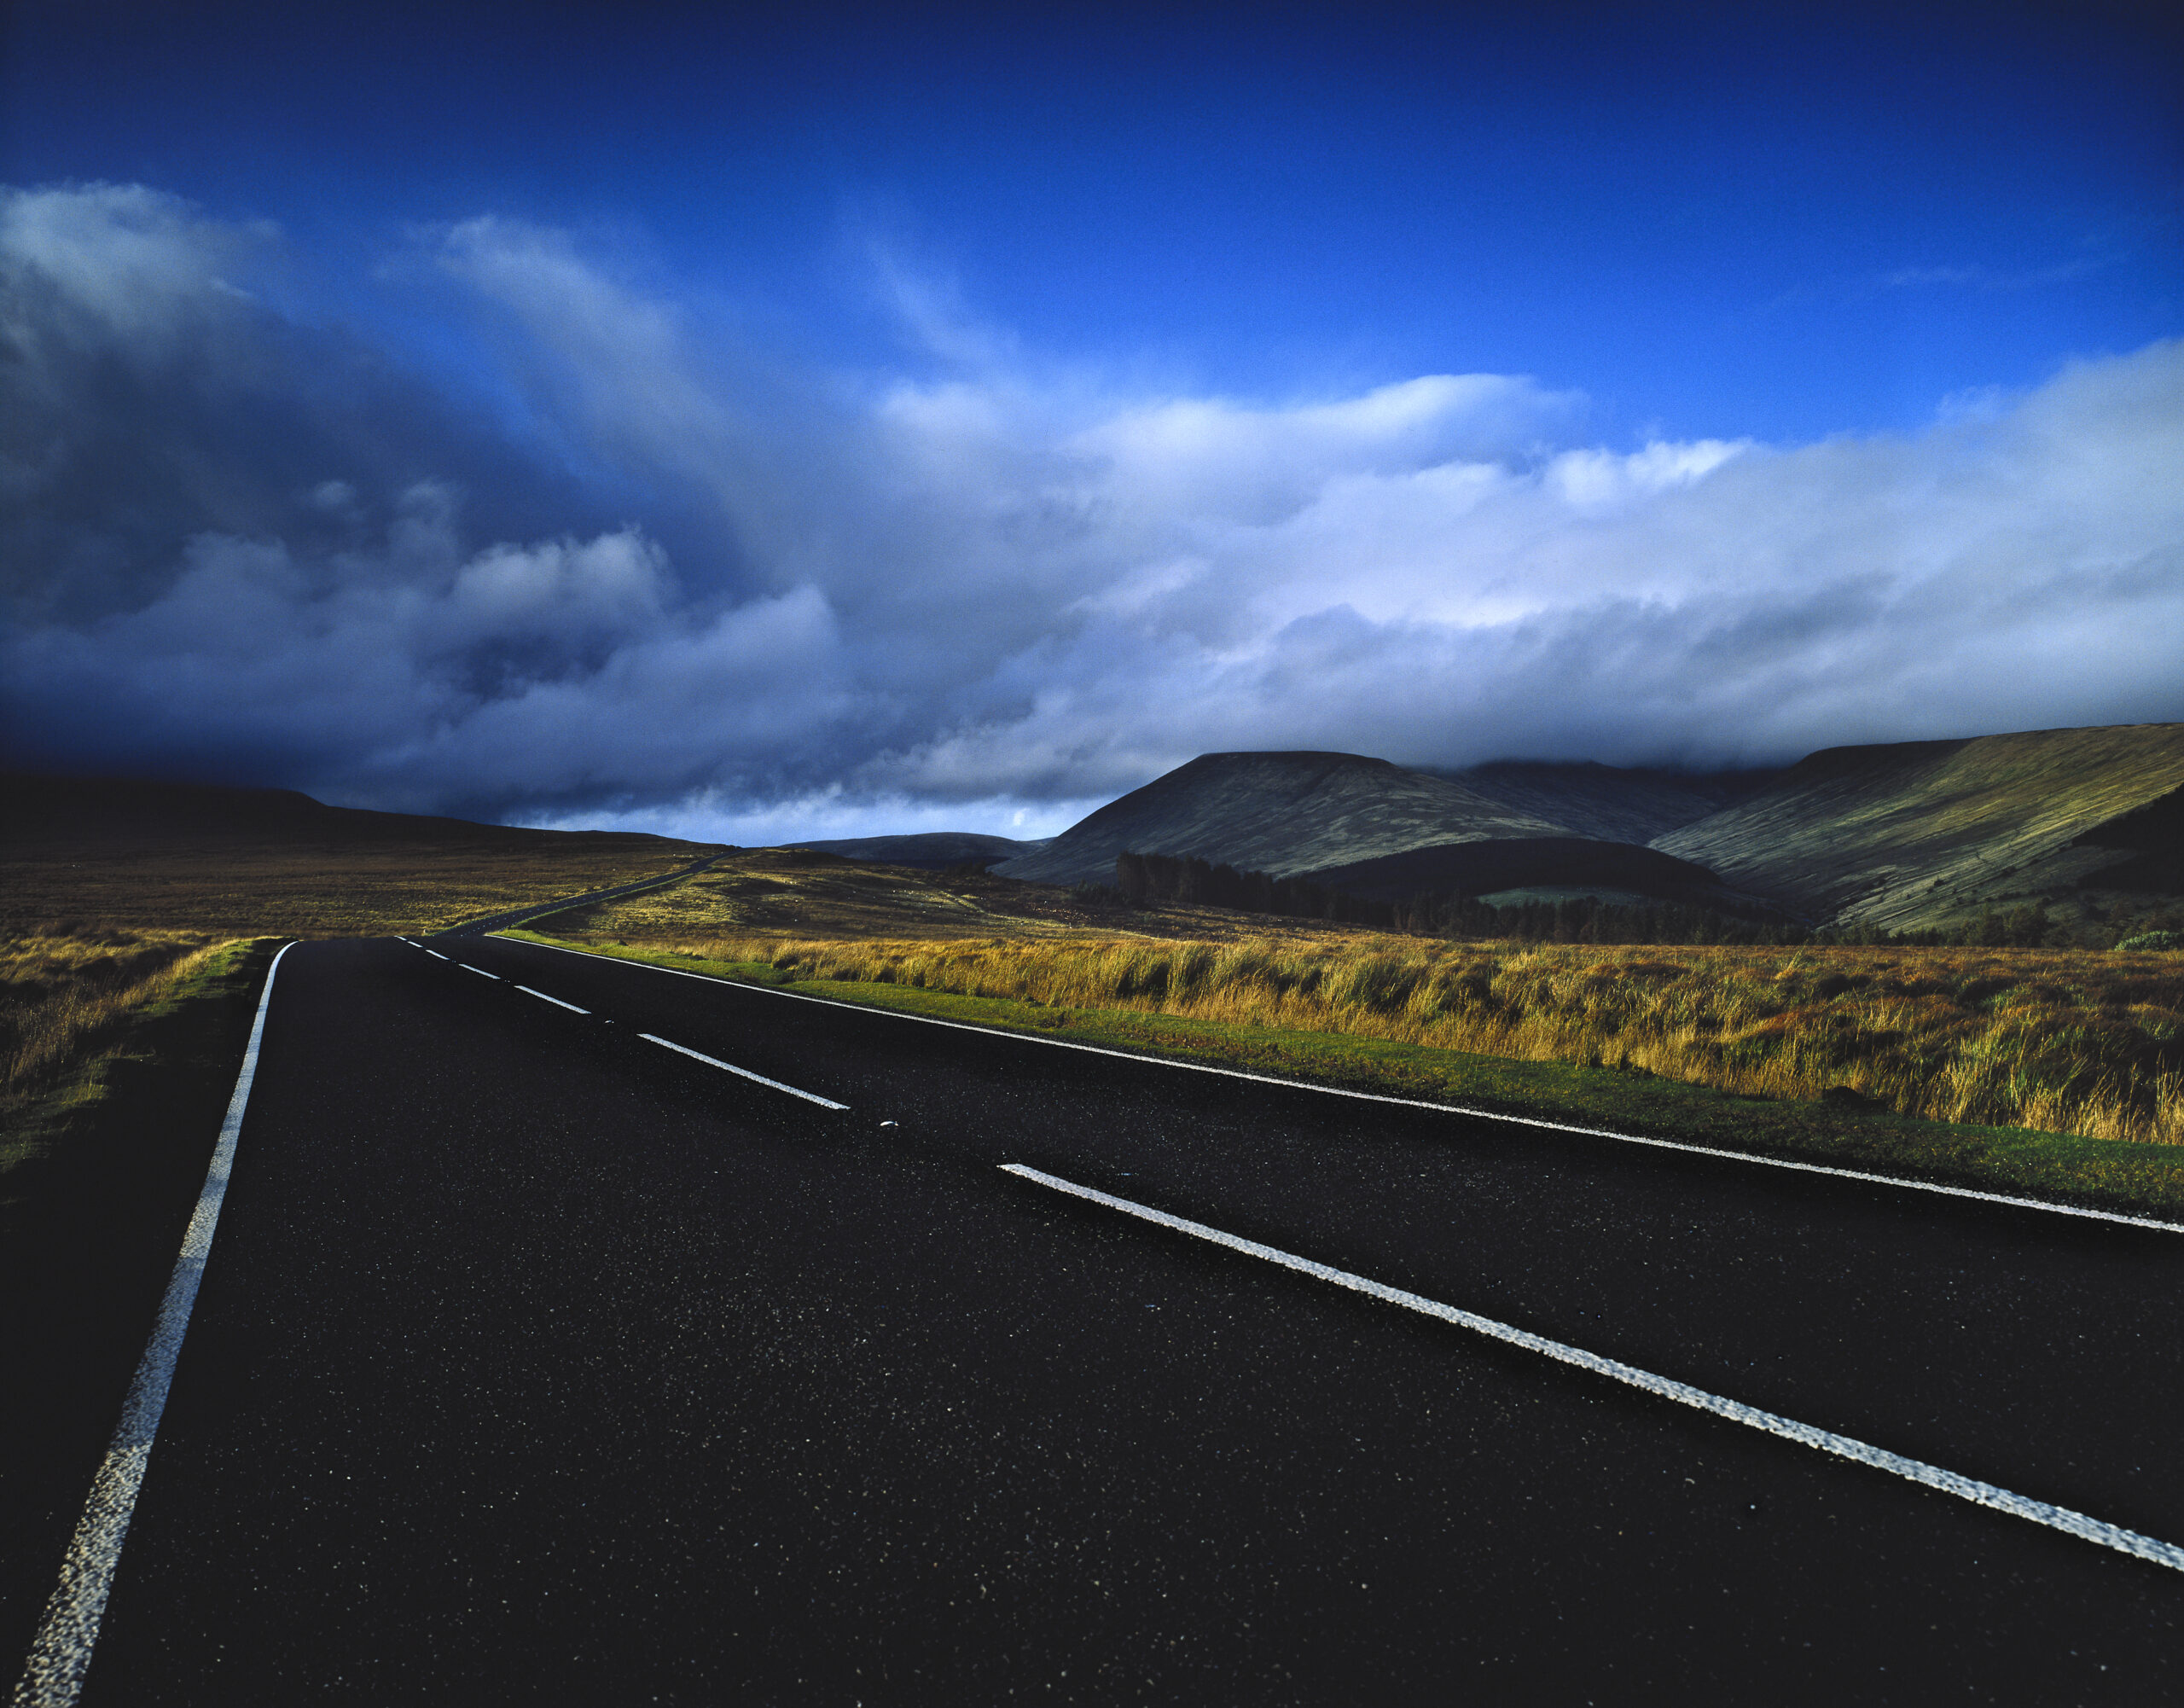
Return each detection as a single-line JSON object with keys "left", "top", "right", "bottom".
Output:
{"left": 5, "top": 183, "right": 2180, "bottom": 839}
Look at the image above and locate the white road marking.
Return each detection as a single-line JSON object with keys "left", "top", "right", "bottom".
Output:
{"left": 492, "top": 938, "right": 2184, "bottom": 1235}
{"left": 13, "top": 943, "right": 299, "bottom": 1708}
{"left": 1002, "top": 1163, "right": 2184, "bottom": 1574}
{"left": 637, "top": 1033, "right": 850, "bottom": 1110}
{"left": 462, "top": 966, "right": 501, "bottom": 980}
{"left": 425, "top": 949, "right": 449, "bottom": 961}
{"left": 515, "top": 985, "right": 590, "bottom": 1014}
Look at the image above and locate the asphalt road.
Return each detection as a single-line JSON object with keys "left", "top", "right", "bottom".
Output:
{"left": 19, "top": 935, "right": 2184, "bottom": 1703}
{"left": 439, "top": 856, "right": 724, "bottom": 937}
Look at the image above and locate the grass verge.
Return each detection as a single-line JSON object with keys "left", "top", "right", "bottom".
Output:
{"left": 0, "top": 936, "right": 280, "bottom": 1194}
{"left": 0, "top": 934, "right": 288, "bottom": 1670}
{"left": 552, "top": 926, "right": 2184, "bottom": 1144}
{"left": 503, "top": 929, "right": 2184, "bottom": 1222}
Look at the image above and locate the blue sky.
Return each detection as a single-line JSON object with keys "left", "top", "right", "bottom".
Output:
{"left": 3, "top": 2, "right": 2180, "bottom": 839}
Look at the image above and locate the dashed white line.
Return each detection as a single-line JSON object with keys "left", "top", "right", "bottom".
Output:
{"left": 425, "top": 950, "right": 449, "bottom": 961}
{"left": 638, "top": 1033, "right": 850, "bottom": 1110}
{"left": 490, "top": 937, "right": 2184, "bottom": 1235}
{"left": 13, "top": 943, "right": 298, "bottom": 1708}
{"left": 1002, "top": 1163, "right": 2184, "bottom": 1573}
{"left": 462, "top": 966, "right": 501, "bottom": 981}
{"left": 515, "top": 985, "right": 590, "bottom": 1014}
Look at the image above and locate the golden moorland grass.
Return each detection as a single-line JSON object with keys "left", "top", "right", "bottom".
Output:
{"left": 0, "top": 840, "right": 713, "bottom": 940}
{"left": 0, "top": 929, "right": 247, "bottom": 1136}
{"left": 543, "top": 846, "right": 1380, "bottom": 944}
{"left": 565, "top": 921, "right": 2184, "bottom": 1147}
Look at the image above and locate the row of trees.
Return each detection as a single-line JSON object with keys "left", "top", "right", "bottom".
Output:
{"left": 1401, "top": 894, "right": 1862, "bottom": 947}
{"left": 1899, "top": 901, "right": 2184, "bottom": 950}
{"left": 1111, "top": 851, "right": 1371, "bottom": 920}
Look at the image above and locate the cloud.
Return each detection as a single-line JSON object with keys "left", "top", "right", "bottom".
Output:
{"left": 1876, "top": 258, "right": 2108, "bottom": 293}
{"left": 0, "top": 184, "right": 615, "bottom": 628}
{"left": 4, "top": 183, "right": 2181, "bottom": 836}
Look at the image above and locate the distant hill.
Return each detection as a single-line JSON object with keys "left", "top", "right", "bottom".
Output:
{"left": 990, "top": 752, "right": 1569, "bottom": 886}
{"left": 2, "top": 772, "right": 722, "bottom": 936}
{"left": 1, "top": 772, "right": 690, "bottom": 854}
{"left": 1651, "top": 724, "right": 2184, "bottom": 931}
{"left": 988, "top": 727, "right": 2184, "bottom": 934}
{"left": 787, "top": 832, "right": 1050, "bottom": 870}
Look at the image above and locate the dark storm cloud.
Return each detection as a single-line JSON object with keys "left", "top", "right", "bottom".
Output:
{"left": 0, "top": 187, "right": 630, "bottom": 632}
{"left": 4, "top": 184, "right": 2181, "bottom": 836}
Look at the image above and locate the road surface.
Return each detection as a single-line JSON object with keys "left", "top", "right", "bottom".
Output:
{"left": 11, "top": 934, "right": 2181, "bottom": 1703}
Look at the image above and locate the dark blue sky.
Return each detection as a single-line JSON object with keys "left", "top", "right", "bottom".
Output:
{"left": 12, "top": 1, "right": 2175, "bottom": 440}
{"left": 3, "top": 2, "right": 2180, "bottom": 836}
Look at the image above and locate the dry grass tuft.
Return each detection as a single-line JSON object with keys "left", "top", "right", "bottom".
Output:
{"left": 613, "top": 930, "right": 2184, "bottom": 1145}
{"left": 1, "top": 929, "right": 244, "bottom": 1119}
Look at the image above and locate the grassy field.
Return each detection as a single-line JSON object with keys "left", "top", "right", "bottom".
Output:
{"left": 531, "top": 846, "right": 1278, "bottom": 942}
{"left": 503, "top": 928, "right": 2184, "bottom": 1217}
{"left": 3, "top": 930, "right": 231, "bottom": 1108}
{"left": 0, "top": 933, "right": 273, "bottom": 1184}
{"left": 7, "top": 806, "right": 2178, "bottom": 1217}
{"left": 534, "top": 852, "right": 2184, "bottom": 1147}
{"left": 735, "top": 936, "right": 2182, "bottom": 1146}
{"left": 497, "top": 839, "right": 2184, "bottom": 1227}
{"left": 0, "top": 839, "right": 715, "bottom": 941}
{"left": 3, "top": 771, "right": 723, "bottom": 941}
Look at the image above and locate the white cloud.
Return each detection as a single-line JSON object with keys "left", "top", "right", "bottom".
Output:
{"left": 0, "top": 182, "right": 272, "bottom": 349}
{"left": 5, "top": 183, "right": 2181, "bottom": 839}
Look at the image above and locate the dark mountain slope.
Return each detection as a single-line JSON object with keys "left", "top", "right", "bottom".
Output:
{"left": 991, "top": 752, "right": 1567, "bottom": 886}
{"left": 1439, "top": 761, "right": 1782, "bottom": 845}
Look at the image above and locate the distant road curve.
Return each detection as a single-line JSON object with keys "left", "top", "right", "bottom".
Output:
{"left": 433, "top": 852, "right": 723, "bottom": 938}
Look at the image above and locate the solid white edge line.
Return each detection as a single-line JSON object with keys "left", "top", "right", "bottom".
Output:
{"left": 637, "top": 1033, "right": 851, "bottom": 1110}
{"left": 12, "top": 942, "right": 299, "bottom": 1708}
{"left": 1001, "top": 1163, "right": 2184, "bottom": 1573}
{"left": 514, "top": 985, "right": 590, "bottom": 1014}
{"left": 488, "top": 937, "right": 2184, "bottom": 1235}
{"left": 462, "top": 966, "right": 500, "bottom": 980}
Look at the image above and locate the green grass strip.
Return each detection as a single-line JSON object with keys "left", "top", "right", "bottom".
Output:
{"left": 502, "top": 931, "right": 2184, "bottom": 1221}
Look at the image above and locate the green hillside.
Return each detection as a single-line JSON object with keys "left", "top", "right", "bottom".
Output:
{"left": 991, "top": 752, "right": 1567, "bottom": 886}
{"left": 1651, "top": 723, "right": 2184, "bottom": 932}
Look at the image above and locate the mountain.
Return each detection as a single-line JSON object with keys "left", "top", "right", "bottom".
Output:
{"left": 1651, "top": 724, "right": 2184, "bottom": 931}
{"left": 1300, "top": 838, "right": 1761, "bottom": 912}
{"left": 1431, "top": 761, "right": 1781, "bottom": 845}
{"left": 990, "top": 752, "right": 1571, "bottom": 886}
{"left": 990, "top": 725, "right": 2184, "bottom": 931}
{"left": 787, "top": 832, "right": 1049, "bottom": 870}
